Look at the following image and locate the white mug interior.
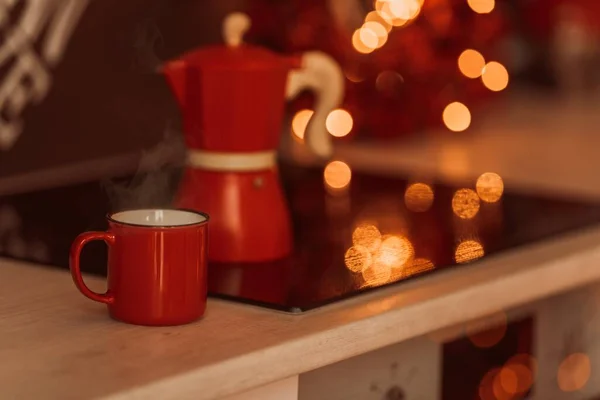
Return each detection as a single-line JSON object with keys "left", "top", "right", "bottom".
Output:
{"left": 110, "top": 209, "right": 207, "bottom": 227}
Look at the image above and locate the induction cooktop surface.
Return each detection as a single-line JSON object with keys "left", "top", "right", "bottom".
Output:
{"left": 2, "top": 162, "right": 600, "bottom": 312}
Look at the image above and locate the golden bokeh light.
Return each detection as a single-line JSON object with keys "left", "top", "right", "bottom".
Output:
{"left": 557, "top": 353, "right": 591, "bottom": 392}
{"left": 497, "top": 367, "right": 518, "bottom": 398}
{"left": 359, "top": 27, "right": 379, "bottom": 50}
{"left": 466, "top": 311, "right": 507, "bottom": 348}
{"left": 479, "top": 368, "right": 501, "bottom": 400}
{"left": 362, "top": 258, "right": 392, "bottom": 287}
{"left": 326, "top": 109, "right": 354, "bottom": 137}
{"left": 404, "top": 258, "right": 435, "bottom": 277}
{"left": 344, "top": 245, "right": 372, "bottom": 273}
{"left": 482, "top": 61, "right": 509, "bottom": 92}
{"left": 324, "top": 161, "right": 352, "bottom": 190}
{"left": 476, "top": 172, "right": 504, "bottom": 203}
{"left": 352, "top": 223, "right": 382, "bottom": 252}
{"left": 365, "top": 10, "right": 392, "bottom": 32}
{"left": 374, "top": 235, "right": 414, "bottom": 269}
{"left": 376, "top": 0, "right": 409, "bottom": 27}
{"left": 452, "top": 188, "right": 480, "bottom": 219}
{"left": 404, "top": 183, "right": 434, "bottom": 212}
{"left": 503, "top": 354, "right": 536, "bottom": 395}
{"left": 458, "top": 49, "right": 486, "bottom": 79}
{"left": 291, "top": 109, "right": 313, "bottom": 140}
{"left": 389, "top": 0, "right": 421, "bottom": 21}
{"left": 352, "top": 29, "right": 375, "bottom": 54}
{"left": 468, "top": 0, "right": 495, "bottom": 14}
{"left": 363, "top": 21, "right": 388, "bottom": 48}
{"left": 443, "top": 102, "right": 471, "bottom": 132}
{"left": 455, "top": 240, "right": 485, "bottom": 263}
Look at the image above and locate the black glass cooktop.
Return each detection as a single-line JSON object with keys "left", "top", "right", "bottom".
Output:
{"left": 2, "top": 162, "right": 600, "bottom": 312}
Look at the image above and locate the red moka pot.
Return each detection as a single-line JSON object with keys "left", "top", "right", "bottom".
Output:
{"left": 161, "top": 13, "right": 344, "bottom": 263}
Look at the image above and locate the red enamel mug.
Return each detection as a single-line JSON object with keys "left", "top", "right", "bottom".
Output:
{"left": 69, "top": 209, "right": 209, "bottom": 326}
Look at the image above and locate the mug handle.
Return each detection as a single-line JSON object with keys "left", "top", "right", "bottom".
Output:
{"left": 69, "top": 231, "right": 116, "bottom": 305}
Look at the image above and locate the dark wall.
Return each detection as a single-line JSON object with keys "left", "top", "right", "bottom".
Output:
{"left": 0, "top": 0, "right": 246, "bottom": 181}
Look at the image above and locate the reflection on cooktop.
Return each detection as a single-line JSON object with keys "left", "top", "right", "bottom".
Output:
{"left": 2, "top": 162, "right": 600, "bottom": 312}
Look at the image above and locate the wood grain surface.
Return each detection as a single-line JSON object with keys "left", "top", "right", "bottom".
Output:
{"left": 2, "top": 224, "right": 600, "bottom": 399}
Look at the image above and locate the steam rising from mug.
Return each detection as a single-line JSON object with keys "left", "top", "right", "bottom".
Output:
{"left": 101, "top": 125, "right": 185, "bottom": 211}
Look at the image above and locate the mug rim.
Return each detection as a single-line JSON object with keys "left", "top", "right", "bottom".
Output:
{"left": 106, "top": 208, "right": 210, "bottom": 229}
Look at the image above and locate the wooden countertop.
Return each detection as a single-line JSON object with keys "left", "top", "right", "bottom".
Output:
{"left": 3, "top": 94, "right": 600, "bottom": 399}
{"left": 3, "top": 226, "right": 600, "bottom": 400}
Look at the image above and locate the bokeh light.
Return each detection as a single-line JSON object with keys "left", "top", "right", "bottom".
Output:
{"left": 465, "top": 311, "right": 507, "bottom": 348}
{"left": 443, "top": 102, "right": 471, "bottom": 132}
{"left": 458, "top": 49, "right": 486, "bottom": 79}
{"left": 374, "top": 235, "right": 414, "bottom": 269}
{"left": 404, "top": 183, "right": 434, "bottom": 212}
{"left": 455, "top": 240, "right": 485, "bottom": 263}
{"left": 324, "top": 161, "right": 352, "bottom": 190}
{"left": 344, "top": 245, "right": 372, "bottom": 273}
{"left": 359, "top": 26, "right": 379, "bottom": 49}
{"left": 353, "top": 223, "right": 382, "bottom": 252}
{"left": 496, "top": 367, "right": 518, "bottom": 399}
{"left": 452, "top": 188, "right": 480, "bottom": 219}
{"left": 404, "top": 258, "right": 435, "bottom": 277}
{"left": 557, "top": 353, "right": 591, "bottom": 392}
{"left": 352, "top": 29, "right": 375, "bottom": 54}
{"left": 362, "top": 259, "right": 392, "bottom": 286}
{"left": 291, "top": 109, "right": 313, "bottom": 140}
{"left": 376, "top": 0, "right": 409, "bottom": 27}
{"left": 468, "top": 0, "right": 495, "bottom": 14}
{"left": 482, "top": 61, "right": 509, "bottom": 92}
{"left": 365, "top": 10, "right": 392, "bottom": 32}
{"left": 362, "top": 21, "right": 388, "bottom": 48}
{"left": 479, "top": 368, "right": 501, "bottom": 400}
{"left": 326, "top": 109, "right": 353, "bottom": 137}
{"left": 389, "top": 0, "right": 421, "bottom": 21}
{"left": 477, "top": 172, "right": 504, "bottom": 203}
{"left": 503, "top": 354, "right": 536, "bottom": 395}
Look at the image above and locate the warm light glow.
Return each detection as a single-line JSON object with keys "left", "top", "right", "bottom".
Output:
{"left": 503, "top": 354, "right": 535, "bottom": 395}
{"left": 353, "top": 223, "right": 382, "bottom": 252}
{"left": 352, "top": 30, "right": 375, "bottom": 54}
{"left": 324, "top": 161, "right": 352, "bottom": 190}
{"left": 374, "top": 235, "right": 414, "bottom": 269}
{"left": 376, "top": 0, "right": 408, "bottom": 27}
{"left": 344, "top": 245, "right": 372, "bottom": 273}
{"left": 497, "top": 367, "right": 518, "bottom": 397}
{"left": 558, "top": 353, "right": 591, "bottom": 392}
{"left": 477, "top": 172, "right": 504, "bottom": 203}
{"left": 345, "top": 68, "right": 364, "bottom": 83}
{"left": 452, "top": 189, "right": 480, "bottom": 219}
{"left": 362, "top": 260, "right": 392, "bottom": 287}
{"left": 362, "top": 21, "right": 388, "bottom": 48}
{"left": 466, "top": 311, "right": 507, "bottom": 348}
{"left": 376, "top": 0, "right": 394, "bottom": 23}
{"left": 482, "top": 61, "right": 509, "bottom": 92}
{"left": 389, "top": 0, "right": 421, "bottom": 21}
{"left": 455, "top": 240, "right": 485, "bottom": 263}
{"left": 359, "top": 27, "right": 379, "bottom": 49}
{"left": 443, "top": 102, "right": 471, "bottom": 132}
{"left": 404, "top": 183, "right": 434, "bottom": 212}
{"left": 326, "top": 109, "right": 354, "bottom": 137}
{"left": 468, "top": 0, "right": 495, "bottom": 14}
{"left": 479, "top": 368, "right": 501, "bottom": 400}
{"left": 365, "top": 10, "right": 392, "bottom": 32}
{"left": 458, "top": 49, "right": 486, "bottom": 79}
{"left": 404, "top": 258, "right": 435, "bottom": 277}
{"left": 291, "top": 109, "right": 313, "bottom": 140}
